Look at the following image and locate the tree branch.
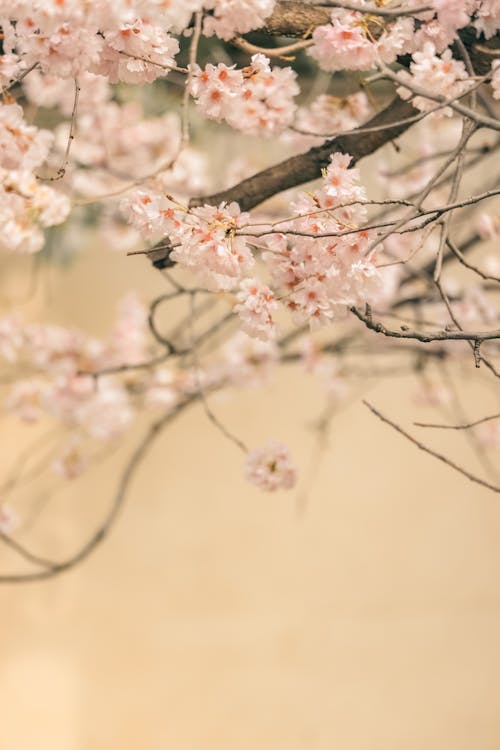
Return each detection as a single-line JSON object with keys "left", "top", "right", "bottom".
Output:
{"left": 190, "top": 96, "right": 417, "bottom": 211}
{"left": 262, "top": 1, "right": 331, "bottom": 36}
{"left": 364, "top": 401, "right": 500, "bottom": 494}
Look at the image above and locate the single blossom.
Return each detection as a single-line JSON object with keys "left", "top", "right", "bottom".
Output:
{"left": 245, "top": 440, "right": 297, "bottom": 491}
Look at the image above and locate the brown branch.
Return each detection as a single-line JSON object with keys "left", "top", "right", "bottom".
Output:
{"left": 415, "top": 413, "right": 500, "bottom": 430}
{"left": 0, "top": 399, "right": 194, "bottom": 583}
{"left": 350, "top": 305, "right": 500, "bottom": 344}
{"left": 363, "top": 401, "right": 500, "bottom": 494}
{"left": 446, "top": 237, "right": 500, "bottom": 283}
{"left": 319, "top": 1, "right": 432, "bottom": 17}
{"left": 190, "top": 96, "right": 417, "bottom": 212}
{"left": 231, "top": 35, "right": 314, "bottom": 60}
{"left": 262, "top": 1, "right": 331, "bottom": 36}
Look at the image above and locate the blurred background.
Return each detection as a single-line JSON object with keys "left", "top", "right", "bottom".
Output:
{"left": 1, "top": 236, "right": 500, "bottom": 750}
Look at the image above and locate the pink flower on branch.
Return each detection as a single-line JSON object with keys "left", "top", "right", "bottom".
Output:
{"left": 245, "top": 440, "right": 297, "bottom": 492}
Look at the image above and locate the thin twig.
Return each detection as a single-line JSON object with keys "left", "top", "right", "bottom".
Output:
{"left": 363, "top": 400, "right": 500, "bottom": 493}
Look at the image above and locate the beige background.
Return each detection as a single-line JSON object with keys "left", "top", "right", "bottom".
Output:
{"left": 1, "top": 246, "right": 500, "bottom": 750}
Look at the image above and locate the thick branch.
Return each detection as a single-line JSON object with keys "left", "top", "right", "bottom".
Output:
{"left": 263, "top": 1, "right": 331, "bottom": 36}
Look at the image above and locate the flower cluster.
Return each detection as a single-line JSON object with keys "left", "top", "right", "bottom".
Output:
{"left": 189, "top": 54, "right": 299, "bottom": 137}
{"left": 245, "top": 440, "right": 297, "bottom": 492}
{"left": 203, "top": 0, "right": 276, "bottom": 40}
{"left": 423, "top": 0, "right": 500, "bottom": 41}
{"left": 430, "top": 0, "right": 477, "bottom": 35}
{"left": 234, "top": 278, "right": 278, "bottom": 341}
{"left": 123, "top": 192, "right": 254, "bottom": 290}
{"left": 474, "top": 0, "right": 500, "bottom": 38}
{"left": 0, "top": 0, "right": 281, "bottom": 86}
{"left": 0, "top": 101, "right": 53, "bottom": 171}
{"left": 122, "top": 150, "right": 393, "bottom": 335}
{"left": 0, "top": 295, "right": 154, "bottom": 477}
{"left": 1, "top": 1, "right": 182, "bottom": 83}
{"left": 396, "top": 43, "right": 470, "bottom": 116}
{"left": 260, "top": 153, "right": 387, "bottom": 326}
{"left": 0, "top": 170, "right": 71, "bottom": 253}
{"left": 0, "top": 99, "right": 70, "bottom": 254}
{"left": 310, "top": 9, "right": 414, "bottom": 72}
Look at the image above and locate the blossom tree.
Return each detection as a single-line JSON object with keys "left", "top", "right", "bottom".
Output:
{"left": 0, "top": 0, "right": 499, "bottom": 581}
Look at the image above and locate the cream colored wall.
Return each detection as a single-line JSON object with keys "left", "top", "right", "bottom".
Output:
{"left": 1, "top": 247, "right": 500, "bottom": 750}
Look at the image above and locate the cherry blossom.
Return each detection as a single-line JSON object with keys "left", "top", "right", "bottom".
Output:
{"left": 310, "top": 9, "right": 413, "bottom": 72}
{"left": 0, "top": 101, "right": 53, "bottom": 171}
{"left": 95, "top": 20, "right": 180, "bottom": 84}
{"left": 189, "top": 54, "right": 299, "bottom": 136}
{"left": 430, "top": 0, "right": 476, "bottom": 34}
{"left": 202, "top": 0, "right": 276, "bottom": 40}
{"left": 234, "top": 278, "right": 278, "bottom": 341}
{"left": 260, "top": 152, "right": 386, "bottom": 327}
{"left": 167, "top": 201, "right": 254, "bottom": 291}
{"left": 52, "top": 440, "right": 89, "bottom": 480}
{"left": 0, "top": 170, "right": 71, "bottom": 254}
{"left": 474, "top": 0, "right": 500, "bottom": 38}
{"left": 245, "top": 440, "right": 297, "bottom": 491}
{"left": 396, "top": 43, "right": 470, "bottom": 116}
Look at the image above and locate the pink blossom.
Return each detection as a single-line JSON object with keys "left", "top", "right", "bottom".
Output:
{"left": 260, "top": 152, "right": 386, "bottom": 328}
{"left": 0, "top": 53, "right": 22, "bottom": 88}
{"left": 0, "top": 102, "right": 53, "bottom": 171}
{"left": 52, "top": 440, "right": 89, "bottom": 480}
{"left": 430, "top": 0, "right": 476, "bottom": 32}
{"left": 74, "top": 378, "right": 134, "bottom": 441}
{"left": 0, "top": 169, "right": 70, "bottom": 254}
{"left": 95, "top": 20, "right": 179, "bottom": 84}
{"left": 167, "top": 201, "right": 254, "bottom": 291}
{"left": 245, "top": 440, "right": 297, "bottom": 491}
{"left": 310, "top": 10, "right": 413, "bottom": 73}
{"left": 474, "top": 0, "right": 500, "bottom": 38}
{"left": 14, "top": 17, "right": 103, "bottom": 78}
{"left": 396, "top": 43, "right": 470, "bottom": 116}
{"left": 5, "top": 379, "right": 49, "bottom": 423}
{"left": 234, "top": 278, "right": 278, "bottom": 341}
{"left": 190, "top": 55, "right": 299, "bottom": 137}
{"left": 203, "top": 0, "right": 276, "bottom": 41}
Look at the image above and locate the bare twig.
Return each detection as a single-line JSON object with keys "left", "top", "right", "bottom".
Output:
{"left": 363, "top": 400, "right": 500, "bottom": 493}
